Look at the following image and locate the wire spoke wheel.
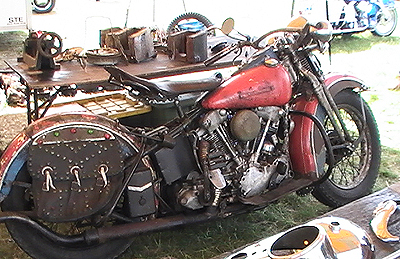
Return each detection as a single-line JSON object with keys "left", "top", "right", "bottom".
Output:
{"left": 325, "top": 107, "right": 370, "bottom": 189}
{"left": 372, "top": 8, "right": 398, "bottom": 37}
{"left": 313, "top": 90, "right": 380, "bottom": 208}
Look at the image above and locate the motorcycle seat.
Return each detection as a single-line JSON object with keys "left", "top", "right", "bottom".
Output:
{"left": 105, "top": 66, "right": 223, "bottom": 98}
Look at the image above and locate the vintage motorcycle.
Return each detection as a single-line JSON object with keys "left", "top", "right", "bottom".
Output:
{"left": 0, "top": 17, "right": 380, "bottom": 259}
{"left": 295, "top": 0, "right": 398, "bottom": 36}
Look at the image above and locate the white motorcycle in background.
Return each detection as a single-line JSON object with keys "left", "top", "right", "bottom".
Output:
{"left": 293, "top": 0, "right": 398, "bottom": 36}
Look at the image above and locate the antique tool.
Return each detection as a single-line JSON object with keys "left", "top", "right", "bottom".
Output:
{"left": 86, "top": 47, "right": 121, "bottom": 66}
{"left": 22, "top": 31, "right": 63, "bottom": 70}
{"left": 101, "top": 27, "right": 156, "bottom": 63}
{"left": 167, "top": 29, "right": 207, "bottom": 63}
{"left": 370, "top": 200, "right": 400, "bottom": 242}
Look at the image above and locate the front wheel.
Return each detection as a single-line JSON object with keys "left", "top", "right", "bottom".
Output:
{"left": 372, "top": 8, "right": 398, "bottom": 37}
{"left": 312, "top": 89, "right": 381, "bottom": 207}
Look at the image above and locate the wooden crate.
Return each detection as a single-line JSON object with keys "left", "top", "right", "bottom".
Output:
{"left": 76, "top": 92, "right": 151, "bottom": 119}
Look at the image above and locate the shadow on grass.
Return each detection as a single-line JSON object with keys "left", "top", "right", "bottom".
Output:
{"left": 330, "top": 31, "right": 400, "bottom": 54}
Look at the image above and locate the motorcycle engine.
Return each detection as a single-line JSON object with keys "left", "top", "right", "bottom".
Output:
{"left": 178, "top": 107, "right": 293, "bottom": 210}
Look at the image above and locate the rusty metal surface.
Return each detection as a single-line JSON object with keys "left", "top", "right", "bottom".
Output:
{"left": 9, "top": 51, "right": 239, "bottom": 89}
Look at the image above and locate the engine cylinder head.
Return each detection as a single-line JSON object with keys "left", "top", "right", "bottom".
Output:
{"left": 230, "top": 110, "right": 261, "bottom": 141}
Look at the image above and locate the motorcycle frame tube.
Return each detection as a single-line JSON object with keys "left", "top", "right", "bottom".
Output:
{"left": 289, "top": 73, "right": 367, "bottom": 177}
{"left": 0, "top": 112, "right": 139, "bottom": 203}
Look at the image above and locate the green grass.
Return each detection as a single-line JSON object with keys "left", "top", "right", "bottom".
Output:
{"left": 330, "top": 31, "right": 400, "bottom": 54}
{"left": 120, "top": 195, "right": 330, "bottom": 259}
{"left": 368, "top": 94, "right": 379, "bottom": 103}
{"left": 0, "top": 31, "right": 26, "bottom": 53}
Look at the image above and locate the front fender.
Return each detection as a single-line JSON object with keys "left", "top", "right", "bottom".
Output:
{"left": 0, "top": 112, "right": 138, "bottom": 203}
{"left": 289, "top": 73, "right": 367, "bottom": 178}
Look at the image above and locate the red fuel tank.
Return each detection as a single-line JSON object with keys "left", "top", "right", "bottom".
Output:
{"left": 202, "top": 64, "right": 292, "bottom": 109}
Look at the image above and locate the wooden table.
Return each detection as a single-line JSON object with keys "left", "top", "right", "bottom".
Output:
{"left": 6, "top": 50, "right": 239, "bottom": 123}
{"left": 10, "top": 52, "right": 238, "bottom": 89}
{"left": 215, "top": 183, "right": 400, "bottom": 259}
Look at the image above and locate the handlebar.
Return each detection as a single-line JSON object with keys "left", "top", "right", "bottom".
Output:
{"left": 204, "top": 20, "right": 330, "bottom": 67}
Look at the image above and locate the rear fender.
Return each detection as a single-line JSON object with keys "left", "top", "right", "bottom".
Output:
{"left": 0, "top": 113, "right": 139, "bottom": 203}
{"left": 289, "top": 74, "right": 367, "bottom": 178}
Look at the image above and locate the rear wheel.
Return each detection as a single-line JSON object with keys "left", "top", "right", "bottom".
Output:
{"left": 1, "top": 167, "right": 133, "bottom": 259}
{"left": 372, "top": 8, "right": 397, "bottom": 37}
{"left": 312, "top": 90, "right": 380, "bottom": 207}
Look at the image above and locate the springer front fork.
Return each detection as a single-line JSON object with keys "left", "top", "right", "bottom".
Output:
{"left": 300, "top": 66, "right": 367, "bottom": 156}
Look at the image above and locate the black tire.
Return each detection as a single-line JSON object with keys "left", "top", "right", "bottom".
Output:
{"left": 167, "top": 12, "right": 213, "bottom": 35}
{"left": 372, "top": 8, "right": 397, "bottom": 37}
{"left": 312, "top": 89, "right": 381, "bottom": 208}
{"left": 33, "top": 0, "right": 56, "bottom": 13}
{"left": 1, "top": 167, "right": 132, "bottom": 259}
